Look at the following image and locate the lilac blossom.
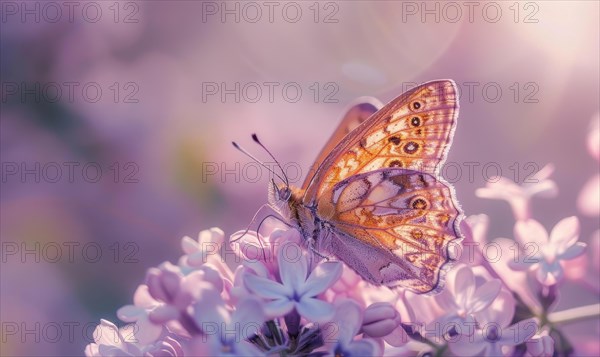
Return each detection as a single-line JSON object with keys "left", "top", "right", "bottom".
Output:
{"left": 447, "top": 290, "right": 537, "bottom": 356}
{"left": 476, "top": 164, "right": 558, "bottom": 220}
{"left": 435, "top": 264, "right": 502, "bottom": 335}
{"left": 86, "top": 134, "right": 600, "bottom": 357}
{"left": 510, "top": 217, "right": 586, "bottom": 285}
{"left": 243, "top": 243, "right": 342, "bottom": 323}
{"left": 323, "top": 300, "right": 381, "bottom": 356}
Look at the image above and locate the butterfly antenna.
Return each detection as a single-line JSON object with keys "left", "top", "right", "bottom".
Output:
{"left": 251, "top": 134, "right": 289, "bottom": 188}
{"left": 232, "top": 141, "right": 288, "bottom": 184}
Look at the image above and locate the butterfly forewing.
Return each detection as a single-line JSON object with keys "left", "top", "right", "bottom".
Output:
{"left": 302, "top": 98, "right": 382, "bottom": 189}
{"left": 303, "top": 80, "right": 458, "bottom": 204}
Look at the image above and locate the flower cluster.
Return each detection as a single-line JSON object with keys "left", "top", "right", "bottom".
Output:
{"left": 86, "top": 122, "right": 599, "bottom": 356}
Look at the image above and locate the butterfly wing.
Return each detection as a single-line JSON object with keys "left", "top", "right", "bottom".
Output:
{"left": 302, "top": 98, "right": 382, "bottom": 189}
{"left": 303, "top": 80, "right": 459, "bottom": 204}
{"left": 318, "top": 168, "right": 461, "bottom": 294}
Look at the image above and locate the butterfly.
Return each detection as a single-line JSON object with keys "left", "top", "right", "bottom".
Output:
{"left": 237, "top": 80, "right": 462, "bottom": 295}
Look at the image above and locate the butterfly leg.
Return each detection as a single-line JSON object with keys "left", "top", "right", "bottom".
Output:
{"left": 230, "top": 204, "right": 290, "bottom": 243}
{"left": 306, "top": 228, "right": 331, "bottom": 270}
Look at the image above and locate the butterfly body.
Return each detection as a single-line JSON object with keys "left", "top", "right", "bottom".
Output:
{"left": 266, "top": 80, "right": 462, "bottom": 294}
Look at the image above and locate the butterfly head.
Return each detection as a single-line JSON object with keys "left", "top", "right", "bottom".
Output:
{"left": 267, "top": 179, "right": 293, "bottom": 214}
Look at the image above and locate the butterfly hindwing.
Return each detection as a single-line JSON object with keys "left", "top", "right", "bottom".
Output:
{"left": 318, "top": 168, "right": 460, "bottom": 293}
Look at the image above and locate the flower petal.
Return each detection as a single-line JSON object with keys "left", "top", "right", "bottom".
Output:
{"left": 526, "top": 179, "right": 558, "bottom": 198}
{"left": 559, "top": 242, "right": 586, "bottom": 260}
{"left": 200, "top": 227, "right": 224, "bottom": 245}
{"left": 181, "top": 236, "right": 199, "bottom": 255}
{"left": 448, "top": 334, "right": 487, "bottom": 357}
{"left": 345, "top": 340, "right": 380, "bottom": 356}
{"left": 263, "top": 298, "right": 294, "bottom": 318}
{"left": 329, "top": 300, "right": 363, "bottom": 344}
{"left": 515, "top": 219, "right": 549, "bottom": 247}
{"left": 278, "top": 243, "right": 307, "bottom": 292}
{"left": 116, "top": 305, "right": 143, "bottom": 322}
{"left": 296, "top": 297, "right": 336, "bottom": 323}
{"left": 549, "top": 216, "right": 579, "bottom": 246}
{"left": 244, "top": 273, "right": 290, "bottom": 299}
{"left": 453, "top": 266, "right": 475, "bottom": 309}
{"left": 382, "top": 326, "right": 410, "bottom": 347}
{"left": 132, "top": 285, "right": 157, "bottom": 309}
{"left": 302, "top": 261, "right": 342, "bottom": 297}
{"left": 362, "top": 319, "right": 397, "bottom": 338}
{"left": 95, "top": 319, "right": 124, "bottom": 347}
{"left": 232, "top": 298, "right": 265, "bottom": 329}
{"left": 469, "top": 279, "right": 501, "bottom": 313}
{"left": 578, "top": 175, "right": 600, "bottom": 216}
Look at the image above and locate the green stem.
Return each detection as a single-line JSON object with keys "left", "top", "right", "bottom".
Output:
{"left": 547, "top": 303, "right": 600, "bottom": 325}
{"left": 434, "top": 344, "right": 449, "bottom": 357}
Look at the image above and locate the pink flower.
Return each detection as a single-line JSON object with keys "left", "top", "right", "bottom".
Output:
{"left": 510, "top": 217, "right": 586, "bottom": 285}
{"left": 324, "top": 300, "right": 381, "bottom": 356}
{"left": 190, "top": 292, "right": 266, "bottom": 356}
{"left": 448, "top": 290, "right": 537, "bottom": 356}
{"left": 476, "top": 164, "right": 557, "bottom": 220}
{"left": 145, "top": 262, "right": 223, "bottom": 334}
{"left": 116, "top": 285, "right": 164, "bottom": 345}
{"left": 180, "top": 227, "right": 225, "bottom": 267}
{"left": 243, "top": 243, "right": 342, "bottom": 323}
{"left": 435, "top": 265, "right": 502, "bottom": 334}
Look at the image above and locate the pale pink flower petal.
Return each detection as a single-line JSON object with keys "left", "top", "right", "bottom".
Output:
{"left": 453, "top": 266, "right": 476, "bottom": 308}
{"left": 511, "top": 217, "right": 587, "bottom": 285}
{"left": 303, "top": 262, "right": 342, "bottom": 297}
{"left": 476, "top": 164, "right": 557, "bottom": 220}
{"left": 515, "top": 219, "right": 549, "bottom": 247}
{"left": 362, "top": 302, "right": 403, "bottom": 342}
{"left": 578, "top": 175, "right": 600, "bottom": 216}
{"left": 469, "top": 279, "right": 502, "bottom": 312}
{"left": 549, "top": 216, "right": 580, "bottom": 247}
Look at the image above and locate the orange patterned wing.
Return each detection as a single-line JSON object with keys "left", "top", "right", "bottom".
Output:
{"left": 318, "top": 168, "right": 461, "bottom": 294}
{"left": 303, "top": 80, "right": 459, "bottom": 204}
{"left": 302, "top": 98, "right": 382, "bottom": 189}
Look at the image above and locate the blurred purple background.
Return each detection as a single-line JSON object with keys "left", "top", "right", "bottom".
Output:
{"left": 1, "top": 1, "right": 598, "bottom": 355}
